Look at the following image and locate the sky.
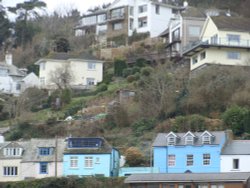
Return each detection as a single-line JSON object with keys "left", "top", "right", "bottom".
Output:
{"left": 2, "top": 0, "right": 113, "bottom": 18}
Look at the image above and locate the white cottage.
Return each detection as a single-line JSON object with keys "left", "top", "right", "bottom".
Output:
{"left": 221, "top": 140, "right": 250, "bottom": 172}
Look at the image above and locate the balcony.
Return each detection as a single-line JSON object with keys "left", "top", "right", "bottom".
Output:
{"left": 183, "top": 37, "right": 250, "bottom": 56}
{"left": 108, "top": 12, "right": 125, "bottom": 22}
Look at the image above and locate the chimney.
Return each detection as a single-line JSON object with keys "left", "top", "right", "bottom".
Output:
{"left": 183, "top": 1, "right": 188, "bottom": 8}
{"left": 5, "top": 53, "right": 13, "bottom": 65}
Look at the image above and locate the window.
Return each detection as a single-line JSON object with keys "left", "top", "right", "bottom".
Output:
{"left": 40, "top": 62, "right": 46, "bottom": 70}
{"left": 110, "top": 7, "right": 124, "bottom": 19}
{"left": 197, "top": 185, "right": 208, "bottom": 188}
{"left": 70, "top": 156, "right": 78, "bottom": 168}
{"left": 129, "top": 19, "right": 134, "bottom": 30}
{"left": 138, "top": 5, "right": 147, "bottom": 13}
{"left": 211, "top": 34, "right": 218, "bottom": 44}
{"left": 186, "top": 155, "right": 193, "bottom": 166}
{"left": 192, "top": 56, "right": 198, "bottom": 64}
{"left": 168, "top": 155, "right": 175, "bottom": 166}
{"left": 227, "top": 52, "right": 240, "bottom": 59}
{"left": 4, "top": 148, "right": 22, "bottom": 156}
{"left": 155, "top": 4, "right": 160, "bottom": 14}
{"left": 188, "top": 26, "right": 200, "bottom": 37}
{"left": 227, "top": 34, "right": 240, "bottom": 44}
{"left": 97, "top": 14, "right": 106, "bottom": 23}
{"left": 3, "top": 166, "right": 18, "bottom": 176}
{"left": 185, "top": 136, "right": 194, "bottom": 145}
{"left": 40, "top": 162, "right": 48, "bottom": 174}
{"left": 40, "top": 77, "right": 45, "bottom": 86}
{"left": 178, "top": 185, "right": 184, "bottom": 188}
{"left": 39, "top": 147, "right": 52, "bottom": 156}
{"left": 129, "top": 7, "right": 134, "bottom": 16}
{"left": 200, "top": 51, "right": 206, "bottom": 60}
{"left": 86, "top": 78, "right": 95, "bottom": 85}
{"left": 83, "top": 15, "right": 97, "bottom": 25}
{"left": 233, "top": 159, "right": 239, "bottom": 170}
{"left": 96, "top": 157, "right": 100, "bottom": 164}
{"left": 16, "top": 83, "right": 21, "bottom": 91}
{"left": 167, "top": 136, "right": 176, "bottom": 145}
{"left": 113, "top": 22, "right": 123, "bottom": 30}
{"left": 172, "top": 29, "right": 180, "bottom": 41}
{"left": 84, "top": 156, "right": 93, "bottom": 168}
{"left": 138, "top": 17, "right": 147, "bottom": 28}
{"left": 0, "top": 68, "right": 8, "bottom": 76}
{"left": 211, "top": 185, "right": 224, "bottom": 188}
{"left": 202, "top": 135, "right": 211, "bottom": 144}
{"left": 88, "top": 62, "right": 96, "bottom": 70}
{"left": 203, "top": 154, "right": 210, "bottom": 165}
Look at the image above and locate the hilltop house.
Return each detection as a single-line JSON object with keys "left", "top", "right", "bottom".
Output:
{"left": 0, "top": 53, "right": 39, "bottom": 96}
{"left": 221, "top": 140, "right": 250, "bottom": 172}
{"left": 21, "top": 138, "right": 66, "bottom": 179}
{"left": 63, "top": 137, "right": 120, "bottom": 177}
{"left": 75, "top": 0, "right": 179, "bottom": 46}
{"left": 153, "top": 131, "right": 228, "bottom": 173}
{"left": 183, "top": 16, "right": 250, "bottom": 72}
{"left": 160, "top": 5, "right": 206, "bottom": 59}
{"left": 34, "top": 53, "right": 103, "bottom": 90}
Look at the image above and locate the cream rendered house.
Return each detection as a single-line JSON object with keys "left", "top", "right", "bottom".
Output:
{"left": 183, "top": 16, "right": 250, "bottom": 71}
{"left": 0, "top": 141, "right": 28, "bottom": 182}
{"left": 35, "top": 53, "right": 103, "bottom": 90}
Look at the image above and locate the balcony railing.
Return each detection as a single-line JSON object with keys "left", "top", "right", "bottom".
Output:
{"left": 108, "top": 12, "right": 125, "bottom": 21}
{"left": 183, "top": 37, "right": 250, "bottom": 54}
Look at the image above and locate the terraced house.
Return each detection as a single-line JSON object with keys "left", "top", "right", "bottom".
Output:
{"left": 63, "top": 137, "right": 120, "bottom": 177}
{"left": 153, "top": 131, "right": 228, "bottom": 173}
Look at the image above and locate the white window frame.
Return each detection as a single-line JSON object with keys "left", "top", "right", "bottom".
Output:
{"left": 88, "top": 63, "right": 96, "bottom": 70}
{"left": 138, "top": 5, "right": 147, "bottom": 13}
{"left": 227, "top": 34, "right": 240, "bottom": 44}
{"left": 168, "top": 155, "right": 176, "bottom": 166}
{"left": 202, "top": 135, "right": 211, "bottom": 144}
{"left": 3, "top": 166, "right": 18, "bottom": 176}
{"left": 233, "top": 158, "right": 239, "bottom": 170}
{"left": 138, "top": 17, "right": 147, "bottom": 28}
{"left": 70, "top": 156, "right": 78, "bottom": 168}
{"left": 192, "top": 56, "right": 198, "bottom": 64}
{"left": 84, "top": 156, "right": 93, "bottom": 168}
{"left": 188, "top": 26, "right": 201, "bottom": 37}
{"left": 167, "top": 136, "right": 176, "bottom": 146}
{"left": 185, "top": 136, "right": 194, "bottom": 145}
{"left": 186, "top": 154, "right": 193, "bottom": 166}
{"left": 227, "top": 52, "right": 240, "bottom": 60}
{"left": 4, "top": 148, "right": 22, "bottom": 156}
{"left": 203, "top": 153, "right": 210, "bottom": 166}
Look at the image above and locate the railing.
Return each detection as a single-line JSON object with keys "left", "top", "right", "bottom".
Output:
{"left": 108, "top": 12, "right": 125, "bottom": 21}
{"left": 119, "top": 167, "right": 159, "bottom": 176}
{"left": 183, "top": 37, "right": 250, "bottom": 53}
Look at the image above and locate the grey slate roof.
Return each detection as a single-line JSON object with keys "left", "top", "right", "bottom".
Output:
{"left": 222, "top": 140, "right": 250, "bottom": 155}
{"left": 21, "top": 138, "right": 66, "bottom": 162}
{"left": 211, "top": 16, "right": 250, "bottom": 32}
{"left": 0, "top": 141, "right": 29, "bottom": 159}
{"left": 0, "top": 62, "right": 26, "bottom": 77}
{"left": 153, "top": 131, "right": 226, "bottom": 147}
{"left": 124, "top": 172, "right": 250, "bottom": 183}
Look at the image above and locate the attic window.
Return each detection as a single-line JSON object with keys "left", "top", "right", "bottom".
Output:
{"left": 202, "top": 135, "right": 211, "bottom": 144}
{"left": 185, "top": 136, "right": 194, "bottom": 145}
{"left": 167, "top": 136, "right": 176, "bottom": 146}
{"left": 4, "top": 148, "right": 22, "bottom": 156}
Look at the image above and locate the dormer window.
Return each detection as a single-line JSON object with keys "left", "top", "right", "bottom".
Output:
{"left": 201, "top": 131, "right": 213, "bottom": 145}
{"left": 185, "top": 136, "right": 194, "bottom": 145}
{"left": 39, "top": 147, "right": 53, "bottom": 156}
{"left": 4, "top": 148, "right": 22, "bottom": 156}
{"left": 202, "top": 135, "right": 211, "bottom": 144}
{"left": 167, "top": 136, "right": 176, "bottom": 146}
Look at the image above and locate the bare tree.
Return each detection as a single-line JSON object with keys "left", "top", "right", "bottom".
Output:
{"left": 49, "top": 64, "right": 74, "bottom": 90}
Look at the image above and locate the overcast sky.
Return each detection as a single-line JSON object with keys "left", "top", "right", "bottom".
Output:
{"left": 2, "top": 0, "right": 113, "bottom": 17}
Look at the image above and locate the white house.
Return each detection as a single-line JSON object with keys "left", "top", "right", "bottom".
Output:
{"left": 21, "top": 72, "right": 40, "bottom": 92}
{"left": 75, "top": 0, "right": 179, "bottom": 45}
{"left": 34, "top": 53, "right": 104, "bottom": 90}
{"left": 183, "top": 15, "right": 250, "bottom": 71}
{"left": 221, "top": 140, "right": 250, "bottom": 172}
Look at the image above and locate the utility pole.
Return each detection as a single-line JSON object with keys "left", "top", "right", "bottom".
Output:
{"left": 55, "top": 135, "right": 58, "bottom": 177}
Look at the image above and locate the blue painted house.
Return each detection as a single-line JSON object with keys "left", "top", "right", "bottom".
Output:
{"left": 63, "top": 137, "right": 119, "bottom": 177}
{"left": 153, "top": 131, "right": 228, "bottom": 173}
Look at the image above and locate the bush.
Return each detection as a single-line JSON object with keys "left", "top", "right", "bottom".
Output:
{"left": 173, "top": 115, "right": 206, "bottom": 132}
{"left": 96, "top": 83, "right": 108, "bottom": 93}
{"left": 114, "top": 58, "right": 127, "bottom": 77}
{"left": 124, "top": 147, "right": 146, "bottom": 167}
{"left": 61, "top": 88, "right": 72, "bottom": 105}
{"left": 132, "top": 118, "right": 156, "bottom": 136}
{"left": 126, "top": 75, "right": 137, "bottom": 83}
{"left": 141, "top": 66, "right": 154, "bottom": 77}
{"left": 122, "top": 68, "right": 133, "bottom": 78}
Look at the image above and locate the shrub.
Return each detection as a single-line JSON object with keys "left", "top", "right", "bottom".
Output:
{"left": 122, "top": 68, "right": 133, "bottom": 78}
{"left": 114, "top": 58, "right": 127, "bottom": 77}
{"left": 61, "top": 88, "right": 72, "bottom": 105}
{"left": 96, "top": 83, "right": 108, "bottom": 93}
{"left": 141, "top": 66, "right": 154, "bottom": 77}
{"left": 124, "top": 147, "right": 146, "bottom": 167}
{"left": 132, "top": 118, "right": 156, "bottom": 136}
{"left": 126, "top": 75, "right": 137, "bottom": 83}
